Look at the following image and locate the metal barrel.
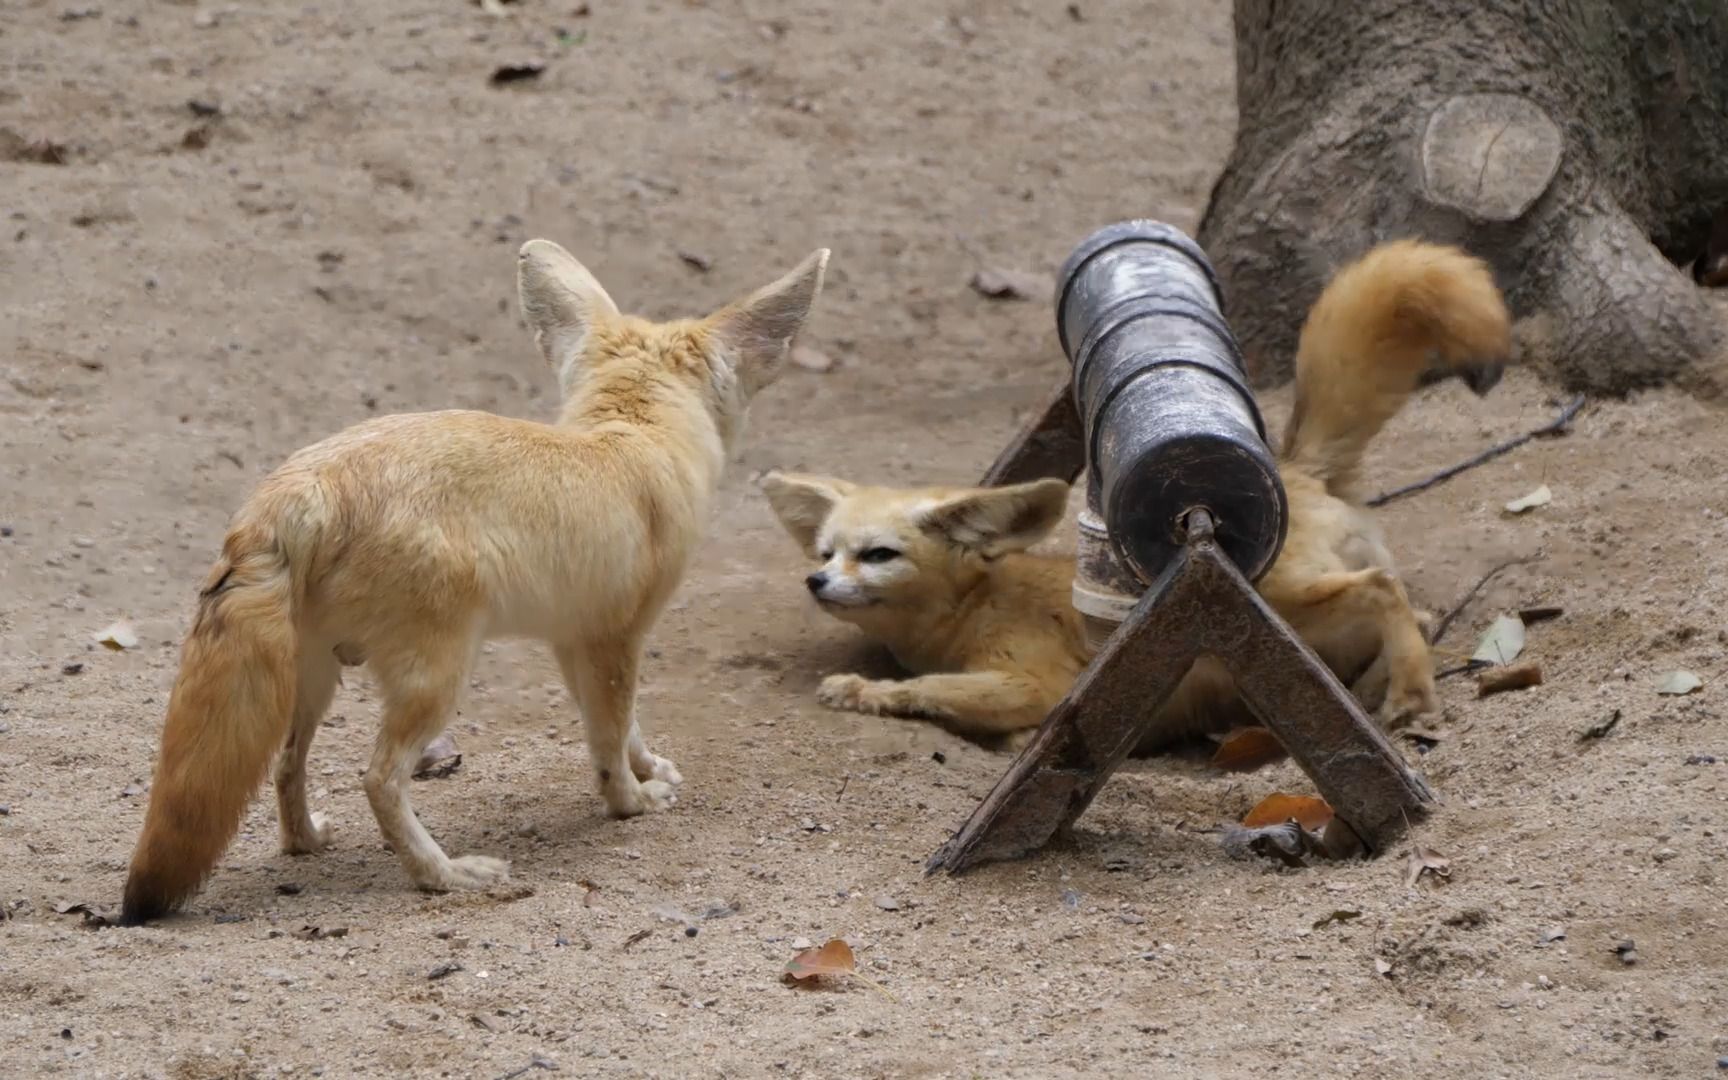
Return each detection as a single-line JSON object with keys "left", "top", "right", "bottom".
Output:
{"left": 1056, "top": 220, "right": 1287, "bottom": 586}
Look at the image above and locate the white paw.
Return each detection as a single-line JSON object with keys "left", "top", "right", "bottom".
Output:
{"left": 639, "top": 749, "right": 684, "bottom": 784}
{"left": 645, "top": 754, "right": 683, "bottom": 786}
{"left": 282, "top": 812, "right": 334, "bottom": 855}
{"left": 817, "top": 673, "right": 868, "bottom": 712}
{"left": 427, "top": 854, "right": 512, "bottom": 892}
{"left": 606, "top": 778, "right": 678, "bottom": 818}
{"left": 1378, "top": 686, "right": 1439, "bottom": 730}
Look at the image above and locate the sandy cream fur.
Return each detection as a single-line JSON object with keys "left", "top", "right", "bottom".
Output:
{"left": 763, "top": 239, "right": 1510, "bottom": 752}
{"left": 120, "top": 240, "right": 829, "bottom": 924}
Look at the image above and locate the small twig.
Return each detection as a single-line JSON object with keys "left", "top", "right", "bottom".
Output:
{"left": 1368, "top": 394, "right": 1586, "bottom": 508}
{"left": 1430, "top": 555, "right": 1541, "bottom": 646}
{"left": 493, "top": 1056, "right": 558, "bottom": 1080}
{"left": 835, "top": 774, "right": 850, "bottom": 803}
{"left": 1435, "top": 660, "right": 1491, "bottom": 681}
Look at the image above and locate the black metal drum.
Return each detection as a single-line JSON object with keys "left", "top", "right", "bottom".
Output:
{"left": 1056, "top": 220, "right": 1287, "bottom": 587}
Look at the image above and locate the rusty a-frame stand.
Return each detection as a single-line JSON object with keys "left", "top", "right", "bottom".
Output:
{"left": 927, "top": 394, "right": 1437, "bottom": 875}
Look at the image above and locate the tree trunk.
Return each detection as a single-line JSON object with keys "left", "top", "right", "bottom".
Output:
{"left": 1199, "top": 0, "right": 1728, "bottom": 396}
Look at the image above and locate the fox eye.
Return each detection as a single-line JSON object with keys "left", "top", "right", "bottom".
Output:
{"left": 859, "top": 547, "right": 901, "bottom": 563}
{"left": 818, "top": 549, "right": 834, "bottom": 561}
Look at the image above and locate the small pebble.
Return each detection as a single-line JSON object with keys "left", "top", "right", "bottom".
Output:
{"left": 873, "top": 895, "right": 901, "bottom": 912}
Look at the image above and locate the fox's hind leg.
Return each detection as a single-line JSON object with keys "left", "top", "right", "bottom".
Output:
{"left": 556, "top": 639, "right": 678, "bottom": 818}
{"left": 364, "top": 633, "right": 508, "bottom": 892}
{"left": 1267, "top": 567, "right": 1438, "bottom": 729}
{"left": 275, "top": 647, "right": 341, "bottom": 854}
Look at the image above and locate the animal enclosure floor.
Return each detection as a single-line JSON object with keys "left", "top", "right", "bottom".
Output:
{"left": 2, "top": 2, "right": 1725, "bottom": 1077}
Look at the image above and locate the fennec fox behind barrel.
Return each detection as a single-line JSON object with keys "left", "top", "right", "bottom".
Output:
{"left": 762, "top": 239, "right": 1508, "bottom": 750}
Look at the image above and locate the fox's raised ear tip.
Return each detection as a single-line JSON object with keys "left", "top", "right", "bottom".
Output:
{"left": 518, "top": 238, "right": 570, "bottom": 263}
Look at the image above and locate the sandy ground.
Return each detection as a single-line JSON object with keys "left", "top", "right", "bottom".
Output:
{"left": 3, "top": 1, "right": 1727, "bottom": 1077}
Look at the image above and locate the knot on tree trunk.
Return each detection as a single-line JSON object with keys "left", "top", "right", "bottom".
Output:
{"left": 1420, "top": 94, "right": 1562, "bottom": 224}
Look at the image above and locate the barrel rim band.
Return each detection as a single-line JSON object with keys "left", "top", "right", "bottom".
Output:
{"left": 1072, "top": 289, "right": 1241, "bottom": 363}
{"left": 1082, "top": 355, "right": 1274, "bottom": 496}
{"left": 1073, "top": 311, "right": 1268, "bottom": 442}
{"left": 1070, "top": 295, "right": 1246, "bottom": 390}
{"left": 1055, "top": 221, "right": 1225, "bottom": 356}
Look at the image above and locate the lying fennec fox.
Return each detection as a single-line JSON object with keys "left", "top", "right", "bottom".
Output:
{"left": 120, "top": 240, "right": 829, "bottom": 924}
{"left": 761, "top": 239, "right": 1509, "bottom": 749}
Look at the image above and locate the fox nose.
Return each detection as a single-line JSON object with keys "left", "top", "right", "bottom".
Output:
{"left": 805, "top": 572, "right": 828, "bottom": 594}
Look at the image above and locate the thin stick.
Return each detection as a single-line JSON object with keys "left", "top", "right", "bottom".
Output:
{"left": 1429, "top": 555, "right": 1541, "bottom": 646}
{"left": 847, "top": 970, "right": 898, "bottom": 1004}
{"left": 1368, "top": 394, "right": 1586, "bottom": 508}
{"left": 1435, "top": 660, "right": 1491, "bottom": 681}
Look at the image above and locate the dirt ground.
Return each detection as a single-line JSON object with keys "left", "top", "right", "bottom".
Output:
{"left": 3, "top": 1, "right": 1727, "bottom": 1077}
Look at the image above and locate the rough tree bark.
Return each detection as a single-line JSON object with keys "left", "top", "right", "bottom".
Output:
{"left": 1199, "top": 0, "right": 1728, "bottom": 395}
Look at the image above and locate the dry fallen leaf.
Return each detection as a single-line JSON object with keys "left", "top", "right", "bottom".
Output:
{"left": 1656, "top": 670, "right": 1702, "bottom": 696}
{"left": 1220, "top": 821, "right": 1325, "bottom": 868}
{"left": 783, "top": 938, "right": 895, "bottom": 1001}
{"left": 53, "top": 900, "right": 115, "bottom": 928}
{"left": 790, "top": 345, "right": 836, "bottom": 373}
{"left": 413, "top": 753, "right": 463, "bottom": 781}
{"left": 1210, "top": 727, "right": 1287, "bottom": 772}
{"left": 1472, "top": 615, "right": 1526, "bottom": 665}
{"left": 1312, "top": 909, "right": 1363, "bottom": 930}
{"left": 1242, "top": 792, "right": 1335, "bottom": 832}
{"left": 291, "top": 924, "right": 349, "bottom": 941}
{"left": 94, "top": 620, "right": 139, "bottom": 651}
{"left": 1503, "top": 484, "right": 1552, "bottom": 514}
{"left": 1405, "top": 845, "right": 1451, "bottom": 888}
{"left": 969, "top": 268, "right": 1048, "bottom": 301}
{"left": 489, "top": 60, "right": 546, "bottom": 86}
{"left": 1579, "top": 709, "right": 1621, "bottom": 741}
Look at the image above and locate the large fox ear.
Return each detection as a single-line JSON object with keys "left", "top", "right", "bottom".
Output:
{"left": 707, "top": 249, "right": 830, "bottom": 397}
{"left": 758, "top": 471, "right": 852, "bottom": 557}
{"left": 517, "top": 239, "right": 621, "bottom": 393}
{"left": 916, "top": 478, "right": 1071, "bottom": 558}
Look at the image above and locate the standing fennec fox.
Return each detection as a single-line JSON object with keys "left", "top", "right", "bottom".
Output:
{"left": 120, "top": 240, "right": 829, "bottom": 924}
{"left": 762, "top": 239, "right": 1509, "bottom": 748}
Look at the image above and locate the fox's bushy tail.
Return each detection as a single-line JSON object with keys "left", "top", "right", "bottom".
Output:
{"left": 120, "top": 523, "right": 300, "bottom": 925}
{"left": 1280, "top": 239, "right": 1511, "bottom": 499}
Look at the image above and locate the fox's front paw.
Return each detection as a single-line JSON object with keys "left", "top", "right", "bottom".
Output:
{"left": 1378, "top": 682, "right": 1440, "bottom": 730}
{"left": 605, "top": 778, "right": 678, "bottom": 819}
{"left": 418, "top": 854, "right": 511, "bottom": 893}
{"left": 633, "top": 752, "right": 683, "bottom": 787}
{"left": 817, "top": 673, "right": 871, "bottom": 713}
{"left": 281, "top": 811, "right": 335, "bottom": 856}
